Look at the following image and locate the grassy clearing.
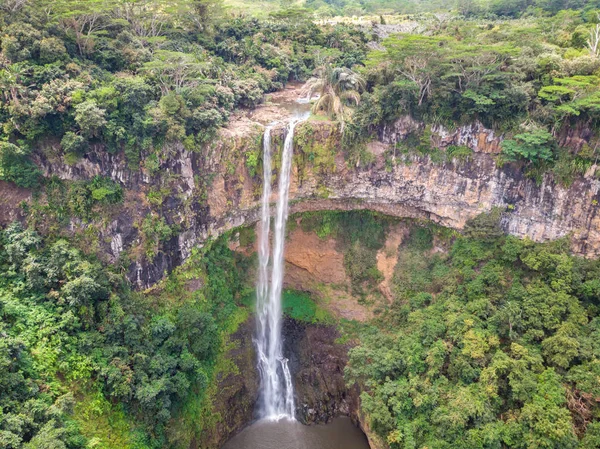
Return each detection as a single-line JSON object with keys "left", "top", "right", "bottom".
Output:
{"left": 223, "top": 0, "right": 285, "bottom": 17}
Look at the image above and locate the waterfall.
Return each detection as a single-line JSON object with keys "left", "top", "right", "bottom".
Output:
{"left": 255, "top": 118, "right": 303, "bottom": 421}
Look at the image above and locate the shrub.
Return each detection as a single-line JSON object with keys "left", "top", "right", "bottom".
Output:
{"left": 0, "top": 142, "right": 41, "bottom": 188}
{"left": 501, "top": 130, "right": 556, "bottom": 165}
{"left": 88, "top": 176, "right": 123, "bottom": 204}
{"left": 464, "top": 208, "right": 505, "bottom": 242}
{"left": 231, "top": 78, "right": 263, "bottom": 108}
{"left": 344, "top": 242, "right": 383, "bottom": 294}
{"left": 141, "top": 214, "right": 174, "bottom": 258}
{"left": 75, "top": 100, "right": 107, "bottom": 138}
{"left": 446, "top": 145, "right": 473, "bottom": 162}
{"left": 551, "top": 151, "right": 593, "bottom": 186}
{"left": 39, "top": 37, "right": 68, "bottom": 64}
{"left": 61, "top": 131, "right": 87, "bottom": 157}
{"left": 406, "top": 226, "right": 434, "bottom": 252}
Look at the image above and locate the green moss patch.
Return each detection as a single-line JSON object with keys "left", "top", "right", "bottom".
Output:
{"left": 282, "top": 289, "right": 331, "bottom": 323}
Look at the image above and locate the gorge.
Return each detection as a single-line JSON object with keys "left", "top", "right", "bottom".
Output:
{"left": 3, "top": 83, "right": 600, "bottom": 449}
{"left": 7, "top": 84, "right": 599, "bottom": 449}
{"left": 2, "top": 3, "right": 600, "bottom": 449}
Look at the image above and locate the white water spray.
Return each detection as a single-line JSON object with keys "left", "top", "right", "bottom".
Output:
{"left": 255, "top": 115, "right": 306, "bottom": 421}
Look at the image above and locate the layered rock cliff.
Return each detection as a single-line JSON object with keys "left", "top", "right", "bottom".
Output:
{"left": 4, "top": 87, "right": 599, "bottom": 289}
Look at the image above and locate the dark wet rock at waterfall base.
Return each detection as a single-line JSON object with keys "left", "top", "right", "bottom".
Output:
{"left": 194, "top": 316, "right": 259, "bottom": 449}
{"left": 282, "top": 318, "right": 360, "bottom": 426}
{"left": 199, "top": 315, "right": 364, "bottom": 448}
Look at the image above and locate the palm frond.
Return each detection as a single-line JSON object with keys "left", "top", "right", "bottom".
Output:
{"left": 303, "top": 64, "right": 365, "bottom": 132}
{"left": 340, "top": 90, "right": 361, "bottom": 106}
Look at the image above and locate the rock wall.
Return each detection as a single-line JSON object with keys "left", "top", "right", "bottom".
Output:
{"left": 6, "top": 115, "right": 599, "bottom": 289}
{"left": 0, "top": 180, "right": 29, "bottom": 224}
{"left": 192, "top": 316, "right": 259, "bottom": 449}
{"left": 283, "top": 318, "right": 360, "bottom": 425}
{"left": 193, "top": 314, "right": 368, "bottom": 447}
{"left": 280, "top": 224, "right": 397, "bottom": 448}
{"left": 282, "top": 316, "right": 389, "bottom": 448}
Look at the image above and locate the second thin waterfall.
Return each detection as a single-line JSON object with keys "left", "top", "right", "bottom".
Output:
{"left": 255, "top": 118, "right": 303, "bottom": 421}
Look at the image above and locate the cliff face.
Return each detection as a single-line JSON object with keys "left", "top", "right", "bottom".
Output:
{"left": 7, "top": 111, "right": 600, "bottom": 289}
{"left": 283, "top": 318, "right": 360, "bottom": 425}
{"left": 192, "top": 316, "right": 259, "bottom": 449}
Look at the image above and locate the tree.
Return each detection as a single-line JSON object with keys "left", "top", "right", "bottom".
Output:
{"left": 269, "top": 7, "right": 312, "bottom": 21}
{"left": 60, "top": 131, "right": 87, "bottom": 156}
{"left": 587, "top": 22, "right": 600, "bottom": 57}
{"left": 501, "top": 129, "right": 556, "bottom": 165}
{"left": 538, "top": 75, "right": 600, "bottom": 125}
{"left": 302, "top": 65, "right": 365, "bottom": 130}
{"left": 0, "top": 142, "right": 41, "bottom": 188}
{"left": 0, "top": 61, "right": 30, "bottom": 108}
{"left": 370, "top": 34, "right": 450, "bottom": 106}
{"left": 0, "top": 0, "right": 28, "bottom": 13}
{"left": 519, "top": 369, "right": 578, "bottom": 449}
{"left": 114, "top": 0, "right": 162, "bottom": 37}
{"left": 141, "top": 51, "right": 209, "bottom": 94}
{"left": 74, "top": 100, "right": 107, "bottom": 138}
{"left": 447, "top": 43, "right": 517, "bottom": 93}
{"left": 0, "top": 22, "right": 42, "bottom": 62}
{"left": 113, "top": 0, "right": 193, "bottom": 37}
{"left": 44, "top": 0, "right": 118, "bottom": 55}
{"left": 38, "top": 37, "right": 68, "bottom": 64}
{"left": 185, "top": 0, "right": 223, "bottom": 32}
{"left": 488, "top": 0, "right": 529, "bottom": 17}
{"left": 457, "top": 0, "right": 479, "bottom": 16}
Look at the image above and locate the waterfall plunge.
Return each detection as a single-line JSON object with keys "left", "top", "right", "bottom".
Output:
{"left": 255, "top": 117, "right": 305, "bottom": 421}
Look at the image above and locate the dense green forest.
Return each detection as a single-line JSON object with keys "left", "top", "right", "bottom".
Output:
{"left": 345, "top": 8, "right": 600, "bottom": 182}
{"left": 286, "top": 209, "right": 600, "bottom": 449}
{"left": 228, "top": 0, "right": 600, "bottom": 18}
{"left": 345, "top": 216, "right": 600, "bottom": 449}
{"left": 0, "top": 0, "right": 368, "bottom": 190}
{"left": 2, "top": 0, "right": 600, "bottom": 448}
{"left": 311, "top": 0, "right": 600, "bottom": 17}
{"left": 0, "top": 222, "right": 253, "bottom": 448}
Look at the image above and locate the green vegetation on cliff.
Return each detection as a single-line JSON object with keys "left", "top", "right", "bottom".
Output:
{"left": 283, "top": 289, "right": 331, "bottom": 323}
{"left": 3, "top": 0, "right": 600, "bottom": 192}
{"left": 231, "top": 0, "right": 600, "bottom": 19}
{"left": 347, "top": 216, "right": 600, "bottom": 448}
{"left": 0, "top": 225, "right": 252, "bottom": 448}
{"left": 344, "top": 6, "right": 600, "bottom": 180}
{"left": 296, "top": 210, "right": 391, "bottom": 295}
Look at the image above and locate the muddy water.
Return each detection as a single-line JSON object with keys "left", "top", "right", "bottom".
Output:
{"left": 221, "top": 417, "right": 371, "bottom": 449}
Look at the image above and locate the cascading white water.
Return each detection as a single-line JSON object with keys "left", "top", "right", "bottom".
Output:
{"left": 256, "top": 126, "right": 274, "bottom": 416}
{"left": 255, "top": 117, "right": 305, "bottom": 421}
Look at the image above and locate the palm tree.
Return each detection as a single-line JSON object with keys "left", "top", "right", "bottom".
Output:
{"left": 0, "top": 61, "right": 30, "bottom": 107}
{"left": 302, "top": 65, "right": 365, "bottom": 131}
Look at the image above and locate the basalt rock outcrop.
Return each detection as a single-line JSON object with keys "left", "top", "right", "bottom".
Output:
{"left": 192, "top": 315, "right": 259, "bottom": 449}
{"left": 5, "top": 108, "right": 600, "bottom": 289}
{"left": 282, "top": 315, "right": 389, "bottom": 448}
{"left": 283, "top": 318, "right": 360, "bottom": 425}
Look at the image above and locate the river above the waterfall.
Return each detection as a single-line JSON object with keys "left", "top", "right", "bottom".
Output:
{"left": 221, "top": 417, "right": 371, "bottom": 449}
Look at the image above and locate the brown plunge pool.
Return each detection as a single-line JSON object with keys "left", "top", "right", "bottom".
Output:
{"left": 221, "top": 417, "right": 371, "bottom": 449}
